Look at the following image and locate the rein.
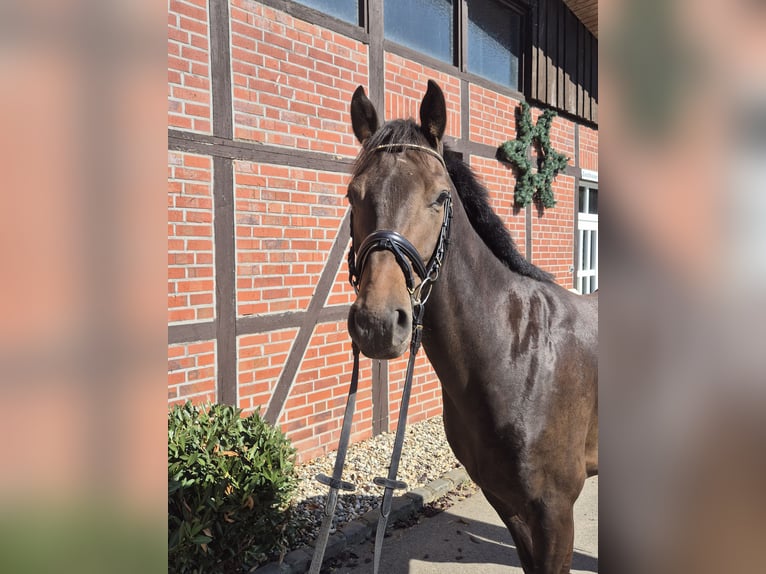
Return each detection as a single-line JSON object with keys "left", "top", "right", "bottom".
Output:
{"left": 309, "top": 143, "right": 453, "bottom": 574}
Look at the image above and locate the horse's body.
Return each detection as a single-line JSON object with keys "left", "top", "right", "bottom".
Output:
{"left": 346, "top": 80, "right": 598, "bottom": 574}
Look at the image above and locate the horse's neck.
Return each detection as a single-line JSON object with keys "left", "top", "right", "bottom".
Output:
{"left": 422, "top": 200, "right": 536, "bottom": 362}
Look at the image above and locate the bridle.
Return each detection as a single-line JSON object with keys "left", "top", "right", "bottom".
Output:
{"left": 347, "top": 143, "right": 454, "bottom": 322}
{"left": 309, "top": 141, "right": 454, "bottom": 574}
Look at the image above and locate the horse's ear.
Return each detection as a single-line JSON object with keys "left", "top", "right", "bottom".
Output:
{"left": 419, "top": 80, "right": 447, "bottom": 146}
{"left": 350, "top": 85, "right": 379, "bottom": 144}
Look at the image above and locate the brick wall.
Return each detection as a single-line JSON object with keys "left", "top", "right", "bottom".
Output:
{"left": 238, "top": 329, "right": 298, "bottom": 412}
{"left": 580, "top": 125, "right": 598, "bottom": 171}
{"left": 277, "top": 321, "right": 370, "bottom": 461}
{"left": 167, "top": 0, "right": 597, "bottom": 462}
{"left": 385, "top": 53, "right": 462, "bottom": 139}
{"left": 469, "top": 83, "right": 520, "bottom": 147}
{"left": 549, "top": 115, "right": 576, "bottom": 168}
{"left": 469, "top": 155, "right": 527, "bottom": 257}
{"left": 168, "top": 0, "right": 211, "bottom": 133}
{"left": 527, "top": 108, "right": 579, "bottom": 286}
{"left": 387, "top": 353, "right": 442, "bottom": 432}
{"left": 234, "top": 162, "right": 348, "bottom": 316}
{"left": 230, "top": 0, "right": 366, "bottom": 156}
{"left": 168, "top": 151, "right": 215, "bottom": 324}
{"left": 532, "top": 174, "right": 577, "bottom": 286}
{"left": 168, "top": 149, "right": 217, "bottom": 408}
{"left": 168, "top": 341, "right": 217, "bottom": 405}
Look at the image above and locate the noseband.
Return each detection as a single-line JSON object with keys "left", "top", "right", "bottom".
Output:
{"left": 347, "top": 143, "right": 453, "bottom": 309}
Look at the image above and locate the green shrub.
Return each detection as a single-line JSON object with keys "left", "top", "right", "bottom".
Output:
{"left": 168, "top": 402, "right": 298, "bottom": 573}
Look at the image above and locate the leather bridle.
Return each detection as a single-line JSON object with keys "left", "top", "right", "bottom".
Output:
{"left": 347, "top": 143, "right": 453, "bottom": 314}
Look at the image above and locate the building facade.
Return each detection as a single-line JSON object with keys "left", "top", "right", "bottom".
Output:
{"left": 168, "top": 0, "right": 598, "bottom": 461}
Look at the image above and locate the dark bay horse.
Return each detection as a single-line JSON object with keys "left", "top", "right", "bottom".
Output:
{"left": 346, "top": 80, "right": 598, "bottom": 573}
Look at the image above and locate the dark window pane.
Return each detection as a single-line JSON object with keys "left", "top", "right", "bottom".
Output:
{"left": 293, "top": 0, "right": 358, "bottom": 25}
{"left": 578, "top": 186, "right": 586, "bottom": 213}
{"left": 588, "top": 188, "right": 598, "bottom": 214}
{"left": 468, "top": 0, "right": 521, "bottom": 89}
{"left": 385, "top": 0, "right": 454, "bottom": 63}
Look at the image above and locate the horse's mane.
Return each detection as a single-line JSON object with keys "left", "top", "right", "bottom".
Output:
{"left": 443, "top": 146, "right": 555, "bottom": 283}
{"left": 353, "top": 119, "right": 555, "bottom": 283}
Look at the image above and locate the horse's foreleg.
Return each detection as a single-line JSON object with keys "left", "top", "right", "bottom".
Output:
{"left": 483, "top": 490, "right": 536, "bottom": 573}
{"left": 529, "top": 499, "right": 575, "bottom": 574}
{"left": 507, "top": 515, "right": 536, "bottom": 573}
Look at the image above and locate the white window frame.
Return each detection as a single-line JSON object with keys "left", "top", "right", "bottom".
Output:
{"left": 575, "top": 173, "right": 598, "bottom": 294}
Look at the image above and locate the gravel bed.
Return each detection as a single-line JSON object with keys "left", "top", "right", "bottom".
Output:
{"left": 288, "top": 415, "right": 463, "bottom": 548}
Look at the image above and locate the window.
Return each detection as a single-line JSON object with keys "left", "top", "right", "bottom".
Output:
{"left": 295, "top": 0, "right": 527, "bottom": 92}
{"left": 385, "top": 0, "right": 454, "bottom": 64}
{"left": 467, "top": 0, "right": 522, "bottom": 90}
{"left": 576, "top": 182, "right": 598, "bottom": 294}
{"left": 579, "top": 185, "right": 598, "bottom": 215}
{"left": 292, "top": 0, "right": 359, "bottom": 25}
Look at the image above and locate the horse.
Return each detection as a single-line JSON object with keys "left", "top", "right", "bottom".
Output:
{"left": 345, "top": 80, "right": 598, "bottom": 574}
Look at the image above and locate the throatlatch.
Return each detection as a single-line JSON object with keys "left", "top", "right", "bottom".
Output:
{"left": 309, "top": 143, "right": 452, "bottom": 574}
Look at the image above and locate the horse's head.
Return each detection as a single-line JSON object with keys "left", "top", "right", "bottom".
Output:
{"left": 346, "top": 80, "right": 454, "bottom": 359}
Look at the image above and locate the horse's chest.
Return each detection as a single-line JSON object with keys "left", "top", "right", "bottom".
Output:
{"left": 441, "top": 398, "right": 530, "bottom": 492}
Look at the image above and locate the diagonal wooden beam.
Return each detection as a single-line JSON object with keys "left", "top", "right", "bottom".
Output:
{"left": 263, "top": 210, "right": 352, "bottom": 425}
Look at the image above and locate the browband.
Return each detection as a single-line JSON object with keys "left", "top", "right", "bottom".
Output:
{"left": 368, "top": 143, "right": 447, "bottom": 170}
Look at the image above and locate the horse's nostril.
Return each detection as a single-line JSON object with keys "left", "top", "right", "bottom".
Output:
{"left": 348, "top": 302, "right": 411, "bottom": 359}
{"left": 348, "top": 305, "right": 362, "bottom": 334}
{"left": 395, "top": 308, "right": 410, "bottom": 330}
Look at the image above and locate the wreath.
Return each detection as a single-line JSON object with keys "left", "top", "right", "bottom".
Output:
{"left": 497, "top": 102, "right": 569, "bottom": 208}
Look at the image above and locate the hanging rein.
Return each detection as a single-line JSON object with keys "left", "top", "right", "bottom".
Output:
{"left": 309, "top": 143, "right": 453, "bottom": 574}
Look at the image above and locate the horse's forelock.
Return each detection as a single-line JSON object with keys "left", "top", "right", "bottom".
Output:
{"left": 352, "top": 119, "right": 431, "bottom": 177}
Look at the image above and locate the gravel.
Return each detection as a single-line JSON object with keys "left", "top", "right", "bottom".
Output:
{"left": 287, "top": 415, "right": 464, "bottom": 547}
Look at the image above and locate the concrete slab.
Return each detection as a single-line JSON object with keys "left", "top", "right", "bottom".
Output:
{"left": 323, "top": 477, "right": 598, "bottom": 573}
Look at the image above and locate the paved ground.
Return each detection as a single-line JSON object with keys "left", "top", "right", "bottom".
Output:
{"left": 326, "top": 477, "right": 598, "bottom": 573}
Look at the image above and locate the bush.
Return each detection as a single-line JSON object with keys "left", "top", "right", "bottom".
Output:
{"left": 168, "top": 402, "right": 298, "bottom": 573}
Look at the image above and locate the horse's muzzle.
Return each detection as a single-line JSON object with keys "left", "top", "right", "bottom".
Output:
{"left": 347, "top": 301, "right": 412, "bottom": 359}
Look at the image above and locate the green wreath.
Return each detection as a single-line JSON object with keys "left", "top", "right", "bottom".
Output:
{"left": 496, "top": 102, "right": 569, "bottom": 208}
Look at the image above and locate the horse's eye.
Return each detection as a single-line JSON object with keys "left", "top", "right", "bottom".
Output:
{"left": 434, "top": 191, "right": 450, "bottom": 206}
{"left": 346, "top": 183, "right": 362, "bottom": 206}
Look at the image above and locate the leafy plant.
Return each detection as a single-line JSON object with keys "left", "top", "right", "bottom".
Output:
{"left": 168, "top": 402, "right": 299, "bottom": 573}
